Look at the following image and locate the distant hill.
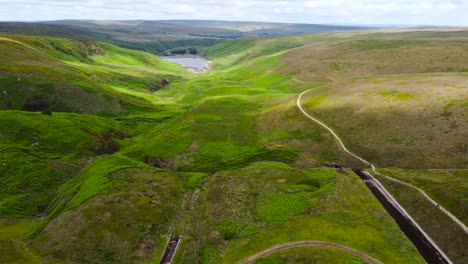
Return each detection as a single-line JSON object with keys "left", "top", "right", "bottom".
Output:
{"left": 44, "top": 19, "right": 243, "bottom": 38}
{"left": 0, "top": 21, "right": 234, "bottom": 55}
{"left": 0, "top": 20, "right": 367, "bottom": 55}
{"left": 0, "top": 22, "right": 108, "bottom": 40}
{"left": 158, "top": 20, "right": 366, "bottom": 35}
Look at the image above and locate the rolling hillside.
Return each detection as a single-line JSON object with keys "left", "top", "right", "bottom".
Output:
{"left": 155, "top": 20, "right": 364, "bottom": 35}
{"left": 0, "top": 20, "right": 367, "bottom": 55}
{"left": 204, "top": 30, "right": 468, "bottom": 262}
{"left": 0, "top": 33, "right": 187, "bottom": 114}
{"left": 0, "top": 29, "right": 466, "bottom": 264}
{"left": 0, "top": 22, "right": 229, "bottom": 55}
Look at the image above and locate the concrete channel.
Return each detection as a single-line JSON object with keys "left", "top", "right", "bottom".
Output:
{"left": 160, "top": 235, "right": 181, "bottom": 264}
{"left": 352, "top": 168, "right": 453, "bottom": 264}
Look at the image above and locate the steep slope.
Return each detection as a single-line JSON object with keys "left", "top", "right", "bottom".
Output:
{"left": 0, "top": 33, "right": 193, "bottom": 263}
{"left": 0, "top": 111, "right": 124, "bottom": 217}
{"left": 0, "top": 33, "right": 187, "bottom": 115}
{"left": 0, "top": 33, "right": 191, "bottom": 220}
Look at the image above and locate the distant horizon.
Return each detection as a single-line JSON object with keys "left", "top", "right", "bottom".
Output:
{"left": 0, "top": 19, "right": 466, "bottom": 28}
{"left": 1, "top": 1, "right": 467, "bottom": 26}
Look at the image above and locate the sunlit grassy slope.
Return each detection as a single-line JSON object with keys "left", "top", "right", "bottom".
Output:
{"left": 0, "top": 33, "right": 188, "bottom": 115}
{"left": 206, "top": 30, "right": 468, "bottom": 263}
{"left": 1, "top": 30, "right": 467, "bottom": 263}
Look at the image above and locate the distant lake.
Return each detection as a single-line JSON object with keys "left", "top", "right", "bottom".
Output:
{"left": 161, "top": 56, "right": 211, "bottom": 73}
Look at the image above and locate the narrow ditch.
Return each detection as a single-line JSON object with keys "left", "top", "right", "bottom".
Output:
{"left": 352, "top": 168, "right": 452, "bottom": 264}
{"left": 160, "top": 235, "right": 181, "bottom": 264}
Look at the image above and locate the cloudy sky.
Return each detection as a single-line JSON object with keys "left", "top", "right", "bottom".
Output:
{"left": 1, "top": 0, "right": 467, "bottom": 25}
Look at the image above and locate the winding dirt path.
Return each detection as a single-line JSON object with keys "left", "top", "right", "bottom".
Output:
{"left": 296, "top": 88, "right": 468, "bottom": 235}
{"left": 235, "top": 240, "right": 384, "bottom": 264}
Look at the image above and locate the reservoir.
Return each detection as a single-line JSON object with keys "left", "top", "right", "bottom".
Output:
{"left": 160, "top": 56, "right": 211, "bottom": 73}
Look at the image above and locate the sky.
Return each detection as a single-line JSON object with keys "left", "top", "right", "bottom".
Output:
{"left": 0, "top": 0, "right": 467, "bottom": 26}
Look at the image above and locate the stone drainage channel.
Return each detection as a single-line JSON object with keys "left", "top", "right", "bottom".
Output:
{"left": 160, "top": 235, "right": 182, "bottom": 264}
{"left": 352, "top": 168, "right": 452, "bottom": 264}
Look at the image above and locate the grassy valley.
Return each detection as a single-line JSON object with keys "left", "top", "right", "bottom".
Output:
{"left": 0, "top": 20, "right": 366, "bottom": 56}
{"left": 0, "top": 28, "right": 466, "bottom": 264}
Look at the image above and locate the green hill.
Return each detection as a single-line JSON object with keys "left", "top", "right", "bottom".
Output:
{"left": 0, "top": 33, "right": 187, "bottom": 115}
{"left": 0, "top": 29, "right": 467, "bottom": 264}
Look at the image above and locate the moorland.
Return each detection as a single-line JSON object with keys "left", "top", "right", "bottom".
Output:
{"left": 0, "top": 24, "right": 466, "bottom": 264}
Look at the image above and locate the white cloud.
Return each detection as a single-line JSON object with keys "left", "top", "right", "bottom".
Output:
{"left": 166, "top": 4, "right": 196, "bottom": 14}
{"left": 0, "top": 0, "right": 466, "bottom": 25}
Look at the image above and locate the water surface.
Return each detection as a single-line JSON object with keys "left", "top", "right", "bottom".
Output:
{"left": 161, "top": 56, "right": 211, "bottom": 72}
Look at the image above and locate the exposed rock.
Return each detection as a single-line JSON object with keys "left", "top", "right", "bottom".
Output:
{"left": 143, "top": 155, "right": 168, "bottom": 168}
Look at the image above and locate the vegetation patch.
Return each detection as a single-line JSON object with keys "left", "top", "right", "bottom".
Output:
{"left": 61, "top": 155, "right": 147, "bottom": 210}
{"left": 326, "top": 61, "right": 359, "bottom": 71}
{"left": 0, "top": 195, "right": 38, "bottom": 218}
{"left": 202, "top": 243, "right": 222, "bottom": 264}
{"left": 256, "top": 192, "right": 313, "bottom": 225}
{"left": 252, "top": 247, "right": 369, "bottom": 264}
{"left": 215, "top": 220, "right": 244, "bottom": 240}
{"left": 378, "top": 90, "right": 415, "bottom": 101}
{"left": 183, "top": 172, "right": 208, "bottom": 189}
{"left": 240, "top": 225, "right": 260, "bottom": 238}
{"left": 244, "top": 161, "right": 294, "bottom": 171}
{"left": 194, "top": 142, "right": 262, "bottom": 172}
{"left": 194, "top": 114, "right": 224, "bottom": 123}
{"left": 386, "top": 137, "right": 414, "bottom": 146}
{"left": 356, "top": 40, "right": 422, "bottom": 50}
{"left": 304, "top": 94, "right": 328, "bottom": 107}
{"left": 305, "top": 167, "right": 337, "bottom": 180}
{"left": 378, "top": 168, "right": 468, "bottom": 223}
{"left": 136, "top": 129, "right": 192, "bottom": 160}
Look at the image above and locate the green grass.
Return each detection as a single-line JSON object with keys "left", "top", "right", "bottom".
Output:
{"left": 2, "top": 30, "right": 467, "bottom": 263}
{"left": 378, "top": 90, "right": 415, "bottom": 101}
{"left": 202, "top": 243, "right": 223, "bottom": 264}
{"left": 0, "top": 33, "right": 189, "bottom": 115}
{"left": 304, "top": 94, "right": 328, "bottom": 107}
{"left": 25, "top": 155, "right": 149, "bottom": 238}
{"left": 0, "top": 111, "right": 121, "bottom": 159}
{"left": 0, "top": 111, "right": 127, "bottom": 218}
{"left": 211, "top": 168, "right": 424, "bottom": 264}
{"left": 207, "top": 34, "right": 347, "bottom": 68}
{"left": 378, "top": 174, "right": 468, "bottom": 264}
{"left": 378, "top": 168, "right": 468, "bottom": 223}
{"left": 252, "top": 247, "right": 369, "bottom": 264}
{"left": 244, "top": 161, "right": 294, "bottom": 170}
{"left": 193, "top": 142, "right": 263, "bottom": 172}
{"left": 215, "top": 220, "right": 245, "bottom": 240}
{"left": 65, "top": 155, "right": 148, "bottom": 209}
{"left": 256, "top": 192, "right": 314, "bottom": 224}
{"left": 0, "top": 219, "right": 44, "bottom": 263}
{"left": 183, "top": 172, "right": 208, "bottom": 189}
{"left": 31, "top": 168, "right": 186, "bottom": 263}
